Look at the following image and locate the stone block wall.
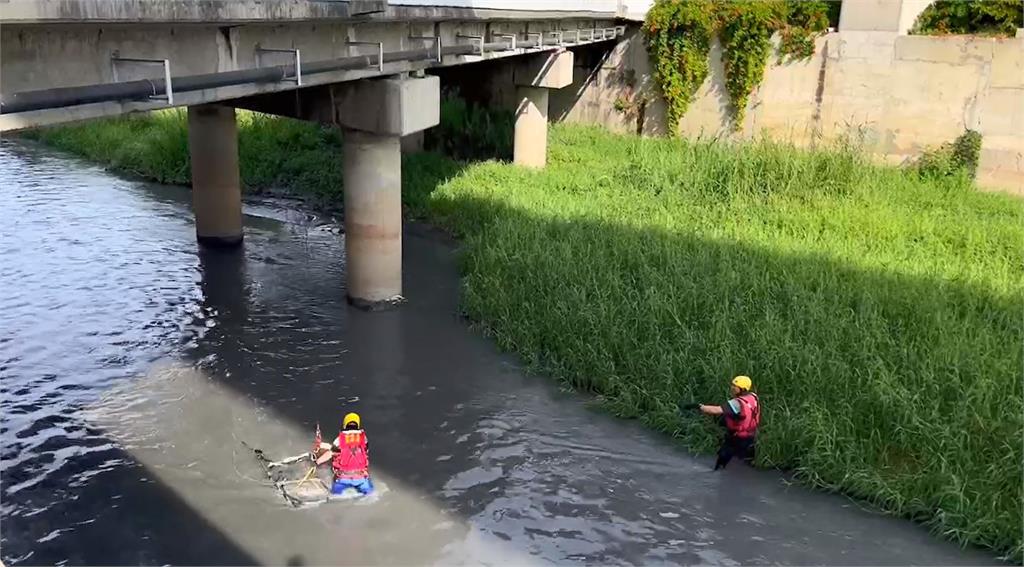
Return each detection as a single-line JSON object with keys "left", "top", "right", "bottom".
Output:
{"left": 555, "top": 27, "right": 1024, "bottom": 194}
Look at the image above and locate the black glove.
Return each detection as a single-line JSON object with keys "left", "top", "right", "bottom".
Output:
{"left": 678, "top": 402, "right": 700, "bottom": 412}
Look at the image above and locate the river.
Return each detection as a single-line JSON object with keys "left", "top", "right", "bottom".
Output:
{"left": 0, "top": 139, "right": 999, "bottom": 566}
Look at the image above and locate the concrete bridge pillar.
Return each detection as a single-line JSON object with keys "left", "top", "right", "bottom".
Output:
{"left": 335, "top": 76, "right": 440, "bottom": 309}
{"left": 838, "top": 0, "right": 933, "bottom": 34}
{"left": 514, "top": 87, "right": 550, "bottom": 168}
{"left": 513, "top": 50, "right": 574, "bottom": 168}
{"left": 187, "top": 104, "right": 243, "bottom": 247}
{"left": 342, "top": 130, "right": 403, "bottom": 309}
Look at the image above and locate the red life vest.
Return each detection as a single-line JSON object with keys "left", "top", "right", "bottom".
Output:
{"left": 332, "top": 430, "right": 369, "bottom": 479}
{"left": 724, "top": 393, "right": 760, "bottom": 438}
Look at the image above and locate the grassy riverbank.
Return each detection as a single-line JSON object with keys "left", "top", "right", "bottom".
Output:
{"left": 25, "top": 111, "right": 1023, "bottom": 560}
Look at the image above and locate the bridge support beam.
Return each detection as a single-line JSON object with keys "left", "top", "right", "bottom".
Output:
{"left": 513, "top": 50, "right": 574, "bottom": 168}
{"left": 188, "top": 104, "right": 243, "bottom": 247}
{"left": 335, "top": 76, "right": 440, "bottom": 309}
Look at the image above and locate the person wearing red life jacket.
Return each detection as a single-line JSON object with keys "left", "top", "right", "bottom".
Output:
{"left": 313, "top": 412, "right": 374, "bottom": 495}
{"left": 698, "top": 375, "right": 761, "bottom": 470}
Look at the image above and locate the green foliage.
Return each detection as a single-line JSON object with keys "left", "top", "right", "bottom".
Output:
{"left": 779, "top": 1, "right": 833, "bottom": 62}
{"left": 406, "top": 124, "right": 1024, "bottom": 561}
{"left": 644, "top": 0, "right": 834, "bottom": 132}
{"left": 235, "top": 112, "right": 345, "bottom": 204}
{"left": 424, "top": 90, "right": 514, "bottom": 161}
{"left": 23, "top": 110, "right": 192, "bottom": 184}
{"left": 717, "top": 1, "right": 787, "bottom": 127}
{"left": 643, "top": 0, "right": 717, "bottom": 131}
{"left": 24, "top": 109, "right": 345, "bottom": 206}
{"left": 913, "top": 0, "right": 1023, "bottom": 37}
{"left": 917, "top": 130, "right": 984, "bottom": 181}
{"left": 22, "top": 108, "right": 464, "bottom": 212}
{"left": 825, "top": 0, "right": 843, "bottom": 27}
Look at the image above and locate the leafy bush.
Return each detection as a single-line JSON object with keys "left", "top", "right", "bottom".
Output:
{"left": 912, "top": 0, "right": 1023, "bottom": 37}
{"left": 917, "top": 130, "right": 983, "bottom": 181}
{"left": 779, "top": 1, "right": 834, "bottom": 62}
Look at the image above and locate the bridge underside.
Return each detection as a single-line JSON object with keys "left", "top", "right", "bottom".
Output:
{"left": 1, "top": 1, "right": 623, "bottom": 309}
{"left": 0, "top": 0, "right": 620, "bottom": 130}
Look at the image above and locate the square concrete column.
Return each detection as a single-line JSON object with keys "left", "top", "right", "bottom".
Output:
{"left": 514, "top": 87, "right": 550, "bottom": 168}
{"left": 838, "top": 0, "right": 933, "bottom": 34}
{"left": 512, "top": 50, "right": 574, "bottom": 168}
{"left": 334, "top": 76, "right": 440, "bottom": 309}
{"left": 342, "top": 130, "right": 403, "bottom": 309}
{"left": 188, "top": 104, "right": 243, "bottom": 247}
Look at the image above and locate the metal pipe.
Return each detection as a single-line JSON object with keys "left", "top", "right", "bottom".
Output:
{"left": 0, "top": 34, "right": 607, "bottom": 114}
{"left": 4, "top": 44, "right": 454, "bottom": 114}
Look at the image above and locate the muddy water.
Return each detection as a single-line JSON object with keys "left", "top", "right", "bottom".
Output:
{"left": 0, "top": 140, "right": 998, "bottom": 566}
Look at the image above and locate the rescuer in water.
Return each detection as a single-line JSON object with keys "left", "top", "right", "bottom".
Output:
{"left": 314, "top": 412, "right": 374, "bottom": 496}
{"left": 696, "top": 375, "right": 761, "bottom": 470}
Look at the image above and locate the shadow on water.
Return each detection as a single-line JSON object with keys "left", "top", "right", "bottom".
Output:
{"left": 2, "top": 453, "right": 259, "bottom": 566}
{"left": 1, "top": 139, "right": 1011, "bottom": 565}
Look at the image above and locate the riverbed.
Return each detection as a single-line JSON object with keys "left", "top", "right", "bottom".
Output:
{"left": 0, "top": 139, "right": 998, "bottom": 565}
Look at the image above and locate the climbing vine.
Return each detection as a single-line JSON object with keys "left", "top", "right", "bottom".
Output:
{"left": 643, "top": 0, "right": 834, "bottom": 132}
{"left": 717, "top": 1, "right": 786, "bottom": 126}
{"left": 643, "top": 0, "right": 717, "bottom": 130}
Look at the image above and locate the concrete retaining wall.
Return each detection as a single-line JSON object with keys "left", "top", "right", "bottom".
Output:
{"left": 555, "top": 29, "right": 1024, "bottom": 194}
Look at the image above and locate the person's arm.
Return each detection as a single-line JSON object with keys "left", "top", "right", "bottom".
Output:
{"left": 315, "top": 450, "right": 333, "bottom": 465}
{"left": 701, "top": 399, "right": 741, "bottom": 417}
{"left": 699, "top": 404, "right": 723, "bottom": 416}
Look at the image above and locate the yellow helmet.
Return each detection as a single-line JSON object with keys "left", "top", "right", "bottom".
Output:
{"left": 343, "top": 412, "right": 361, "bottom": 429}
{"left": 731, "top": 375, "right": 753, "bottom": 391}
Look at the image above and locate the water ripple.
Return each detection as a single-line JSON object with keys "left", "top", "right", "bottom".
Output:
{"left": 0, "top": 141, "right": 200, "bottom": 555}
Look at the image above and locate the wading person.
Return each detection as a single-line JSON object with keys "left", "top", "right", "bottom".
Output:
{"left": 314, "top": 412, "right": 374, "bottom": 495}
{"left": 696, "top": 375, "right": 761, "bottom": 470}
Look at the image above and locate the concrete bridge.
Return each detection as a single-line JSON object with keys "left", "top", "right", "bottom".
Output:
{"left": 0, "top": 0, "right": 641, "bottom": 309}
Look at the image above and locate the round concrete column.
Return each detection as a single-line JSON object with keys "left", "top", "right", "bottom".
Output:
{"left": 514, "top": 86, "right": 550, "bottom": 168}
{"left": 342, "top": 129, "right": 403, "bottom": 309}
{"left": 188, "top": 104, "right": 243, "bottom": 247}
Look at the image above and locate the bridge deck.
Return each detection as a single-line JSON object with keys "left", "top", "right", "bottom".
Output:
{"left": 0, "top": 1, "right": 627, "bottom": 130}
{"left": 0, "top": 0, "right": 624, "bottom": 24}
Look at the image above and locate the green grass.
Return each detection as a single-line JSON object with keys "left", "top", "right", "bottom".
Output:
{"left": 408, "top": 126, "right": 1024, "bottom": 561}
{"left": 24, "top": 111, "right": 1024, "bottom": 560}
{"left": 24, "top": 110, "right": 347, "bottom": 207}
